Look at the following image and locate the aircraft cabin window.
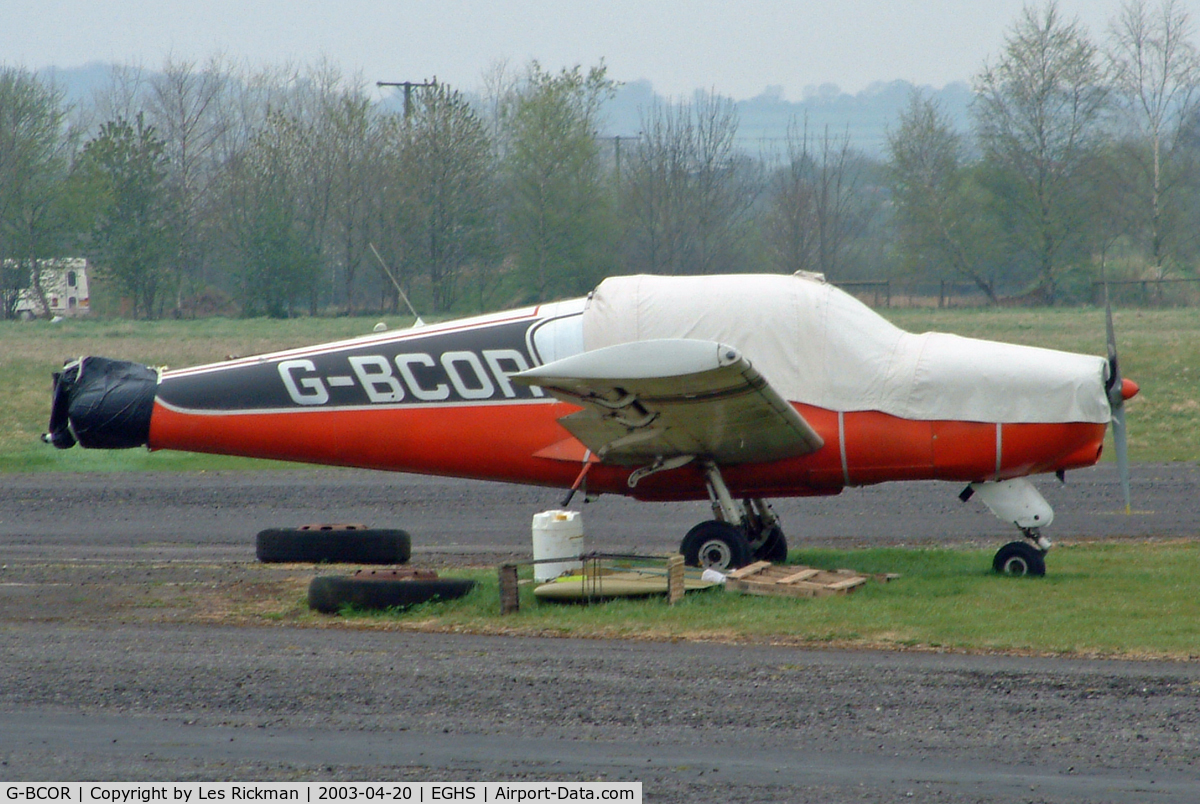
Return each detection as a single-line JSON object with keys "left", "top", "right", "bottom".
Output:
{"left": 531, "top": 307, "right": 584, "bottom": 365}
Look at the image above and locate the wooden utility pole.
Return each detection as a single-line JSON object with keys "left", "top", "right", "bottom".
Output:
{"left": 376, "top": 78, "right": 438, "bottom": 120}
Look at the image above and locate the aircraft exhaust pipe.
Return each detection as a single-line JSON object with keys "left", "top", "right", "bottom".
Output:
{"left": 43, "top": 357, "right": 158, "bottom": 450}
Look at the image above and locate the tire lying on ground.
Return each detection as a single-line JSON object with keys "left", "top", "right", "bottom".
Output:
{"left": 308, "top": 573, "right": 476, "bottom": 613}
{"left": 256, "top": 527, "right": 412, "bottom": 564}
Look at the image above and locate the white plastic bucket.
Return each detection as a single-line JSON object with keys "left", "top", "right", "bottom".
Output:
{"left": 532, "top": 510, "right": 584, "bottom": 582}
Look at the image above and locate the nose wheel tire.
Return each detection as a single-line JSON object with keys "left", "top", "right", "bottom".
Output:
{"left": 993, "top": 541, "right": 1046, "bottom": 577}
{"left": 681, "top": 520, "right": 753, "bottom": 571}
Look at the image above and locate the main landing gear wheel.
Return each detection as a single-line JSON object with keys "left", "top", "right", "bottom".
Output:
{"left": 681, "top": 520, "right": 752, "bottom": 571}
{"left": 752, "top": 525, "right": 789, "bottom": 563}
{"left": 993, "top": 541, "right": 1046, "bottom": 577}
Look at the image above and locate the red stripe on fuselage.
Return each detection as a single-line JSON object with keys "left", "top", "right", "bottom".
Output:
{"left": 148, "top": 399, "right": 1106, "bottom": 501}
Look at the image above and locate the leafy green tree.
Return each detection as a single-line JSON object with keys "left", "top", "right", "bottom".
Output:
{"left": 79, "top": 114, "right": 177, "bottom": 318}
{"left": 504, "top": 62, "right": 616, "bottom": 300}
{"left": 221, "top": 113, "right": 319, "bottom": 317}
{"left": 325, "top": 91, "right": 383, "bottom": 314}
{"left": 973, "top": 1, "right": 1109, "bottom": 303}
{"left": 887, "top": 92, "right": 1003, "bottom": 302}
{"left": 399, "top": 84, "right": 498, "bottom": 312}
{"left": 0, "top": 68, "right": 77, "bottom": 318}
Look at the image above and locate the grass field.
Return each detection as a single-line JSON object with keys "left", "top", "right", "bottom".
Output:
{"left": 1, "top": 305, "right": 1196, "bottom": 471}
{"left": 316, "top": 542, "right": 1200, "bottom": 660}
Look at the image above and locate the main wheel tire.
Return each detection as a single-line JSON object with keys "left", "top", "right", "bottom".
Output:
{"left": 681, "top": 521, "right": 753, "bottom": 571}
{"left": 256, "top": 528, "right": 412, "bottom": 564}
{"left": 308, "top": 576, "right": 475, "bottom": 613}
{"left": 993, "top": 541, "right": 1046, "bottom": 577}
{"left": 754, "top": 525, "right": 789, "bottom": 563}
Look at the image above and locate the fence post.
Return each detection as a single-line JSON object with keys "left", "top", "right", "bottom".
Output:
{"left": 499, "top": 564, "right": 520, "bottom": 615}
{"left": 667, "top": 554, "right": 685, "bottom": 605}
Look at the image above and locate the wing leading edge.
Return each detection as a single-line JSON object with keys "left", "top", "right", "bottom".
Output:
{"left": 514, "top": 339, "right": 824, "bottom": 466}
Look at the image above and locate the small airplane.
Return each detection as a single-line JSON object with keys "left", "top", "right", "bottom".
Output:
{"left": 43, "top": 272, "right": 1138, "bottom": 576}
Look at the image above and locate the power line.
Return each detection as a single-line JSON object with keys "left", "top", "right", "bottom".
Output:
{"left": 376, "top": 78, "right": 438, "bottom": 120}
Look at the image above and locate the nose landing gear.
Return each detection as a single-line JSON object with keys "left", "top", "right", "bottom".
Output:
{"left": 993, "top": 527, "right": 1050, "bottom": 577}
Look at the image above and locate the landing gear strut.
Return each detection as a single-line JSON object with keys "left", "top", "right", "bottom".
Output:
{"left": 680, "top": 461, "right": 790, "bottom": 571}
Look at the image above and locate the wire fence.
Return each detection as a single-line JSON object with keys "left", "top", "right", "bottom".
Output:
{"left": 832, "top": 278, "right": 1200, "bottom": 308}
{"left": 1091, "top": 279, "right": 1200, "bottom": 308}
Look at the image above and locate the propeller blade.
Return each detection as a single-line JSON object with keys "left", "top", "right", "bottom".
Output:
{"left": 1111, "top": 404, "right": 1132, "bottom": 514}
{"left": 1104, "top": 284, "right": 1122, "bottom": 403}
{"left": 1104, "top": 283, "right": 1131, "bottom": 513}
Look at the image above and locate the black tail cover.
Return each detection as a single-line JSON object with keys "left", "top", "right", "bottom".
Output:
{"left": 45, "top": 357, "right": 158, "bottom": 449}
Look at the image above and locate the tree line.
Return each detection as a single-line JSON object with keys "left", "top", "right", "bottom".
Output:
{"left": 3, "top": 0, "right": 1199, "bottom": 319}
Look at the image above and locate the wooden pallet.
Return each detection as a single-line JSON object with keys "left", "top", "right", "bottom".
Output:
{"left": 725, "top": 561, "right": 870, "bottom": 598}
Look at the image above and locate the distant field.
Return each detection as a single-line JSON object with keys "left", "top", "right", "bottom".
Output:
{"left": 1, "top": 305, "right": 1196, "bottom": 471}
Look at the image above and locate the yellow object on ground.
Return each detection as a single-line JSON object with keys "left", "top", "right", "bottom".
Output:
{"left": 533, "top": 567, "right": 717, "bottom": 601}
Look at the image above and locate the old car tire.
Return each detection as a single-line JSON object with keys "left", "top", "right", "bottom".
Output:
{"left": 992, "top": 541, "right": 1046, "bottom": 577}
{"left": 256, "top": 528, "right": 412, "bottom": 564}
{"left": 307, "top": 575, "right": 476, "bottom": 613}
{"left": 681, "top": 520, "right": 753, "bottom": 571}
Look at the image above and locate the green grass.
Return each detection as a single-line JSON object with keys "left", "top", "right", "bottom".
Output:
{"left": 1, "top": 305, "right": 1197, "bottom": 471}
{"left": 333, "top": 543, "right": 1200, "bottom": 660}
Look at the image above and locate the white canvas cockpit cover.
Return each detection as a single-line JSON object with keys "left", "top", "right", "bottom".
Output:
{"left": 582, "top": 274, "right": 1110, "bottom": 424}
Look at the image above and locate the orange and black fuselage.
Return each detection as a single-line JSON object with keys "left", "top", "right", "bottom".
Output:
{"left": 46, "top": 304, "right": 1108, "bottom": 502}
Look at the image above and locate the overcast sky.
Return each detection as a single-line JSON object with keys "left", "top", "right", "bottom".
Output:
{"left": 9, "top": 0, "right": 1200, "bottom": 100}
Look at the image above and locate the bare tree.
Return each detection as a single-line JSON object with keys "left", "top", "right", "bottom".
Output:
{"left": 92, "top": 61, "right": 151, "bottom": 126}
{"left": 478, "top": 58, "right": 520, "bottom": 159}
{"left": 254, "top": 61, "right": 382, "bottom": 313}
{"left": 146, "top": 55, "right": 232, "bottom": 310}
{"left": 765, "top": 118, "right": 867, "bottom": 280}
{"left": 622, "top": 99, "right": 691, "bottom": 274}
{"left": 623, "top": 93, "right": 758, "bottom": 276}
{"left": 1108, "top": 0, "right": 1200, "bottom": 277}
{"left": 690, "top": 94, "right": 761, "bottom": 275}
{"left": 973, "top": 1, "right": 1109, "bottom": 303}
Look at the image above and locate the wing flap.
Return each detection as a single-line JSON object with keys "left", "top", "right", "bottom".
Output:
{"left": 515, "top": 339, "right": 824, "bottom": 465}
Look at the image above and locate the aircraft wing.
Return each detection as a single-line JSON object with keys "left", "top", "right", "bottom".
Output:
{"left": 514, "top": 339, "right": 824, "bottom": 466}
